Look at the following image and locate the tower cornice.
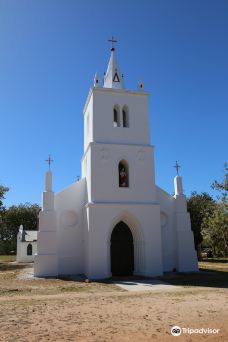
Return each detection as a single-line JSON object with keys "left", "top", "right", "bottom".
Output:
{"left": 81, "top": 141, "right": 154, "bottom": 163}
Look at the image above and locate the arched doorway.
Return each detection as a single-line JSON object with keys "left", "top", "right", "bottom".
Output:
{"left": 111, "top": 221, "right": 134, "bottom": 276}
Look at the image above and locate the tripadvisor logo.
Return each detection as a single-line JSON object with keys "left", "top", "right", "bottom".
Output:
{"left": 171, "top": 326, "right": 182, "bottom": 336}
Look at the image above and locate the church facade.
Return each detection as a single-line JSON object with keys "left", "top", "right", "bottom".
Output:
{"left": 34, "top": 45, "right": 198, "bottom": 279}
{"left": 17, "top": 225, "right": 37, "bottom": 263}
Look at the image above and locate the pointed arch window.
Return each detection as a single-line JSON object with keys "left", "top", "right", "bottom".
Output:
{"left": 119, "top": 160, "right": 129, "bottom": 188}
{"left": 122, "top": 106, "right": 129, "bottom": 127}
{"left": 27, "top": 243, "right": 32, "bottom": 256}
{"left": 113, "top": 105, "right": 120, "bottom": 127}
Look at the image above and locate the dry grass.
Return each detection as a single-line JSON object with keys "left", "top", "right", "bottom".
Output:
{"left": 0, "top": 262, "right": 121, "bottom": 298}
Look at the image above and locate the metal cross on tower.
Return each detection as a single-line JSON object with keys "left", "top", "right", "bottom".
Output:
{"left": 45, "top": 155, "right": 53, "bottom": 170}
{"left": 108, "top": 36, "right": 117, "bottom": 50}
{"left": 173, "top": 161, "right": 180, "bottom": 175}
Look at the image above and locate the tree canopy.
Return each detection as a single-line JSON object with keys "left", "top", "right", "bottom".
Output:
{"left": 0, "top": 185, "right": 40, "bottom": 254}
{"left": 0, "top": 185, "right": 9, "bottom": 211}
{"left": 211, "top": 163, "right": 228, "bottom": 200}
{"left": 187, "top": 192, "right": 216, "bottom": 259}
{"left": 202, "top": 166, "right": 228, "bottom": 257}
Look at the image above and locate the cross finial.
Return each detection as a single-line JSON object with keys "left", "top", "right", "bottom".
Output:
{"left": 173, "top": 161, "right": 180, "bottom": 175}
{"left": 108, "top": 36, "right": 117, "bottom": 51}
{"left": 45, "top": 155, "right": 53, "bottom": 170}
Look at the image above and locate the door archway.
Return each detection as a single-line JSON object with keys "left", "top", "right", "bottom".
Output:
{"left": 111, "top": 221, "right": 134, "bottom": 276}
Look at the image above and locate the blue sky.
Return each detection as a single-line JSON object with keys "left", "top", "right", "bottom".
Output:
{"left": 0, "top": 0, "right": 227, "bottom": 207}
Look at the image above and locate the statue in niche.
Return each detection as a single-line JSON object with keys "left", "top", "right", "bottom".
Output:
{"left": 119, "top": 166, "right": 128, "bottom": 187}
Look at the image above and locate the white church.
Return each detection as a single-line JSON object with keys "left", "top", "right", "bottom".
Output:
{"left": 17, "top": 225, "right": 37, "bottom": 263}
{"left": 34, "top": 42, "right": 198, "bottom": 279}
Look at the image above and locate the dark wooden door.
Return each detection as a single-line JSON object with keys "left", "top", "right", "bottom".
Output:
{"left": 111, "top": 221, "right": 134, "bottom": 276}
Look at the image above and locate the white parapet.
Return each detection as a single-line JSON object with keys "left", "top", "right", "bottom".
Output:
{"left": 34, "top": 169, "right": 58, "bottom": 277}
{"left": 39, "top": 210, "right": 56, "bottom": 231}
{"left": 45, "top": 171, "right": 52, "bottom": 192}
{"left": 174, "top": 175, "right": 183, "bottom": 196}
{"left": 42, "top": 191, "right": 54, "bottom": 211}
{"left": 173, "top": 175, "right": 198, "bottom": 272}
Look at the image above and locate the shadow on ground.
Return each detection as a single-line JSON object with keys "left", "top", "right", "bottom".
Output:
{"left": 201, "top": 258, "right": 228, "bottom": 263}
{"left": 2, "top": 260, "right": 228, "bottom": 290}
{"left": 52, "top": 267, "right": 228, "bottom": 289}
{"left": 161, "top": 269, "right": 228, "bottom": 289}
{"left": 0, "top": 262, "right": 28, "bottom": 271}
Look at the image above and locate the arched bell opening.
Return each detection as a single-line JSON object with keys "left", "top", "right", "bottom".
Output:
{"left": 113, "top": 105, "right": 120, "bottom": 127}
{"left": 122, "top": 105, "right": 129, "bottom": 127}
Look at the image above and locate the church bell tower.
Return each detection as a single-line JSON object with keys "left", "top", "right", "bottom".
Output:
{"left": 82, "top": 40, "right": 157, "bottom": 205}
{"left": 81, "top": 38, "right": 163, "bottom": 278}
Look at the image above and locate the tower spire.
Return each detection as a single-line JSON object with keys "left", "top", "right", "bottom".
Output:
{"left": 103, "top": 37, "right": 124, "bottom": 90}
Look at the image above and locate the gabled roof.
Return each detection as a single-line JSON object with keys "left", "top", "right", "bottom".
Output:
{"left": 18, "top": 225, "right": 38, "bottom": 242}
{"left": 21, "top": 230, "right": 38, "bottom": 242}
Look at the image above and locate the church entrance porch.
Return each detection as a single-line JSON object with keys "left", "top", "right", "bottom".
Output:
{"left": 84, "top": 204, "right": 162, "bottom": 279}
{"left": 111, "top": 221, "right": 134, "bottom": 276}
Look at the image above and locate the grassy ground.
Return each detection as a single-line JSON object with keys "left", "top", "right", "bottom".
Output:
{"left": 0, "top": 259, "right": 121, "bottom": 297}
{"left": 0, "top": 255, "right": 16, "bottom": 262}
{"left": 0, "top": 257, "right": 227, "bottom": 296}
{"left": 161, "top": 260, "right": 228, "bottom": 289}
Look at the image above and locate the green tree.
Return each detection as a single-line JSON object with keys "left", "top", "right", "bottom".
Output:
{"left": 0, "top": 185, "right": 10, "bottom": 254}
{"left": 211, "top": 163, "right": 228, "bottom": 200}
{"left": 0, "top": 185, "right": 9, "bottom": 210}
{"left": 202, "top": 166, "right": 228, "bottom": 257}
{"left": 202, "top": 201, "right": 228, "bottom": 256}
{"left": 0, "top": 203, "right": 40, "bottom": 255}
{"left": 187, "top": 192, "right": 216, "bottom": 260}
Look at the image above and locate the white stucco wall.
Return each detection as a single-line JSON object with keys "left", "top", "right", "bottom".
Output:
{"left": 85, "top": 203, "right": 163, "bottom": 279}
{"left": 81, "top": 147, "right": 91, "bottom": 201}
{"left": 156, "top": 186, "right": 177, "bottom": 272}
{"left": 86, "top": 143, "right": 157, "bottom": 204}
{"left": 84, "top": 96, "right": 93, "bottom": 151}
{"left": 17, "top": 240, "right": 37, "bottom": 263}
{"left": 174, "top": 195, "right": 198, "bottom": 272}
{"left": 55, "top": 178, "right": 87, "bottom": 275}
{"left": 84, "top": 87, "right": 150, "bottom": 146}
{"left": 156, "top": 186, "right": 198, "bottom": 272}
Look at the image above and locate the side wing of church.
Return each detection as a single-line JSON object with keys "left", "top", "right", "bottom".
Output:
{"left": 34, "top": 45, "right": 198, "bottom": 278}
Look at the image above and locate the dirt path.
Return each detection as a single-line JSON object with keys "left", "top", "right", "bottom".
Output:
{"left": 0, "top": 288, "right": 227, "bottom": 341}
{"left": 0, "top": 263, "right": 227, "bottom": 341}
